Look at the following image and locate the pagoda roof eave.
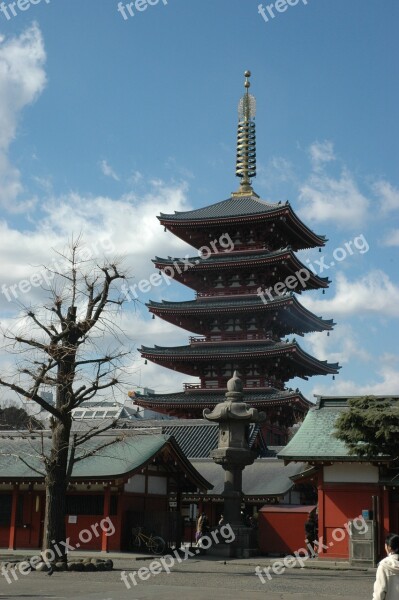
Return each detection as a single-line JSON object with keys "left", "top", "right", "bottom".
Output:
{"left": 139, "top": 341, "right": 340, "bottom": 375}
{"left": 133, "top": 389, "right": 311, "bottom": 411}
{"left": 147, "top": 294, "right": 335, "bottom": 332}
{"left": 158, "top": 197, "right": 326, "bottom": 248}
{"left": 153, "top": 249, "right": 330, "bottom": 288}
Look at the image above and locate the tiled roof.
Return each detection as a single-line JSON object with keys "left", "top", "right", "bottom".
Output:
{"left": 149, "top": 295, "right": 293, "bottom": 310}
{"left": 147, "top": 295, "right": 335, "bottom": 331}
{"left": 159, "top": 196, "right": 282, "bottom": 221}
{"left": 0, "top": 433, "right": 169, "bottom": 479}
{"left": 140, "top": 341, "right": 340, "bottom": 374}
{"left": 132, "top": 389, "right": 311, "bottom": 409}
{"left": 163, "top": 423, "right": 217, "bottom": 458}
{"left": 278, "top": 396, "right": 398, "bottom": 462}
{"left": 154, "top": 247, "right": 291, "bottom": 265}
{"left": 153, "top": 249, "right": 329, "bottom": 285}
{"left": 0, "top": 432, "right": 210, "bottom": 489}
{"left": 113, "top": 419, "right": 268, "bottom": 458}
{"left": 190, "top": 458, "right": 306, "bottom": 496}
{"left": 141, "top": 340, "right": 289, "bottom": 355}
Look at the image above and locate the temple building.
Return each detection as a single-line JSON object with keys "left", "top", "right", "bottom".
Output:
{"left": 138, "top": 71, "right": 340, "bottom": 443}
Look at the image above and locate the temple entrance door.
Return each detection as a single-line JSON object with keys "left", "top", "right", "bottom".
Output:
{"left": 390, "top": 490, "right": 399, "bottom": 533}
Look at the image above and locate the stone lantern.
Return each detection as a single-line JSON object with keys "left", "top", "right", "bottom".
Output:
{"left": 204, "top": 372, "right": 266, "bottom": 556}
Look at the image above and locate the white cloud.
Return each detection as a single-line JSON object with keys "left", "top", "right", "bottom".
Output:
{"left": 298, "top": 167, "right": 370, "bottom": 227}
{"left": 0, "top": 179, "right": 193, "bottom": 310}
{"left": 382, "top": 229, "right": 399, "bottom": 247}
{"left": 100, "top": 159, "right": 120, "bottom": 181}
{"left": 129, "top": 170, "right": 143, "bottom": 185}
{"left": 373, "top": 180, "right": 399, "bottom": 214}
{"left": 0, "top": 24, "right": 46, "bottom": 211}
{"left": 304, "top": 324, "right": 371, "bottom": 366}
{"left": 257, "top": 156, "right": 297, "bottom": 192}
{"left": 312, "top": 364, "right": 399, "bottom": 397}
{"left": 301, "top": 270, "right": 399, "bottom": 317}
{"left": 309, "top": 141, "right": 336, "bottom": 171}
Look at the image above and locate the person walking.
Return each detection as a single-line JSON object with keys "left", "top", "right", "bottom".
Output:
{"left": 373, "top": 533, "right": 399, "bottom": 600}
{"left": 195, "top": 512, "right": 206, "bottom": 545}
{"left": 304, "top": 512, "right": 317, "bottom": 556}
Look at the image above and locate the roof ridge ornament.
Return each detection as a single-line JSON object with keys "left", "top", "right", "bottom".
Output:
{"left": 232, "top": 70, "right": 259, "bottom": 198}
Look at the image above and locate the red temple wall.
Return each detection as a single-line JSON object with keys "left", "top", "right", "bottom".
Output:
{"left": 258, "top": 504, "right": 316, "bottom": 554}
{"left": 316, "top": 464, "right": 391, "bottom": 560}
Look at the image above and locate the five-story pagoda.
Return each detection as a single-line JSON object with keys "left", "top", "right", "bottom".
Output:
{"left": 138, "top": 72, "right": 339, "bottom": 443}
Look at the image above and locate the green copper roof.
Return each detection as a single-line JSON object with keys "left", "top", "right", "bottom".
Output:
{"left": 0, "top": 434, "right": 169, "bottom": 479}
{"left": 279, "top": 395, "right": 399, "bottom": 462}
{"left": 278, "top": 401, "right": 349, "bottom": 461}
{"left": 0, "top": 433, "right": 211, "bottom": 490}
{"left": 278, "top": 397, "right": 380, "bottom": 461}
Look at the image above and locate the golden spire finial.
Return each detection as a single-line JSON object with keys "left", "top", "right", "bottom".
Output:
{"left": 233, "top": 70, "right": 257, "bottom": 197}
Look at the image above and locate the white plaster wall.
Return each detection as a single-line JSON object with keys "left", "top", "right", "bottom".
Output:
{"left": 147, "top": 476, "right": 167, "bottom": 495}
{"left": 124, "top": 474, "right": 146, "bottom": 493}
{"left": 323, "top": 464, "right": 378, "bottom": 483}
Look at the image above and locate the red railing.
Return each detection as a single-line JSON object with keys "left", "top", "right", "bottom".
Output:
{"left": 198, "top": 243, "right": 268, "bottom": 257}
{"left": 189, "top": 333, "right": 275, "bottom": 344}
{"left": 196, "top": 288, "right": 261, "bottom": 298}
{"left": 183, "top": 379, "right": 284, "bottom": 391}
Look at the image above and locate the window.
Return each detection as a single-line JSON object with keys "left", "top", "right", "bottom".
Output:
{"left": 105, "top": 411, "right": 118, "bottom": 418}
{"left": 210, "top": 319, "right": 221, "bottom": 332}
{"left": 0, "top": 494, "right": 23, "bottom": 525}
{"left": 228, "top": 274, "right": 241, "bottom": 288}
{"left": 66, "top": 495, "right": 118, "bottom": 516}
{"left": 225, "top": 318, "right": 242, "bottom": 332}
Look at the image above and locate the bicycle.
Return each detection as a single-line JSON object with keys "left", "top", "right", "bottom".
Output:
{"left": 131, "top": 526, "right": 166, "bottom": 555}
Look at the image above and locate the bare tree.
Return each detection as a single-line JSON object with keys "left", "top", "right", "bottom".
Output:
{"left": 0, "top": 240, "right": 132, "bottom": 562}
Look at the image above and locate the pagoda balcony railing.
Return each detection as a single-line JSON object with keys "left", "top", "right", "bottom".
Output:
{"left": 183, "top": 383, "right": 203, "bottom": 390}
{"left": 189, "top": 333, "right": 276, "bottom": 344}
{"left": 199, "top": 243, "right": 268, "bottom": 257}
{"left": 183, "top": 380, "right": 285, "bottom": 391}
{"left": 196, "top": 288, "right": 261, "bottom": 299}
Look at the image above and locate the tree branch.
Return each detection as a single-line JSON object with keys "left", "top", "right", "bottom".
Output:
{"left": 0, "top": 378, "right": 63, "bottom": 421}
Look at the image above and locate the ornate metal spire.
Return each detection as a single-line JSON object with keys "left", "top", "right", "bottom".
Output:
{"left": 233, "top": 70, "right": 257, "bottom": 197}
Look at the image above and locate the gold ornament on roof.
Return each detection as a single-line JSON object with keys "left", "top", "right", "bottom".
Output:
{"left": 234, "top": 70, "right": 257, "bottom": 197}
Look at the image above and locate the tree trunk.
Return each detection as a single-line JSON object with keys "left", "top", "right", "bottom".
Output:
{"left": 42, "top": 417, "right": 71, "bottom": 562}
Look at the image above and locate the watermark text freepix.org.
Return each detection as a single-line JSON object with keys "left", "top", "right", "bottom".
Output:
{"left": 117, "top": 0, "right": 167, "bottom": 21}
{"left": 255, "top": 515, "right": 368, "bottom": 582}
{"left": 121, "top": 232, "right": 234, "bottom": 302}
{"left": 1, "top": 238, "right": 115, "bottom": 303}
{"left": 258, "top": 0, "right": 309, "bottom": 24}
{"left": 0, "top": 0, "right": 50, "bottom": 21}
{"left": 1, "top": 516, "right": 115, "bottom": 584}
{"left": 257, "top": 233, "right": 369, "bottom": 305}
{"left": 121, "top": 523, "right": 235, "bottom": 588}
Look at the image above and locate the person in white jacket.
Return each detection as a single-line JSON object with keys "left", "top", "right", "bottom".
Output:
{"left": 373, "top": 533, "right": 399, "bottom": 600}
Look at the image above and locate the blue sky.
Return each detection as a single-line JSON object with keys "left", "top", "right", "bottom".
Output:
{"left": 0, "top": 0, "right": 398, "bottom": 403}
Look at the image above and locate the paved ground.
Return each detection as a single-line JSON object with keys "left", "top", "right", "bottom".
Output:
{"left": 0, "top": 554, "right": 377, "bottom": 600}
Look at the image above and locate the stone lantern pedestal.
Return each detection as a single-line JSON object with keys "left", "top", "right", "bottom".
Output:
{"left": 203, "top": 372, "right": 265, "bottom": 557}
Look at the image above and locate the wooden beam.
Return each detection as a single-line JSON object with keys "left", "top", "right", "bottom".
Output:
{"left": 101, "top": 486, "right": 111, "bottom": 553}
{"left": 8, "top": 484, "right": 19, "bottom": 550}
